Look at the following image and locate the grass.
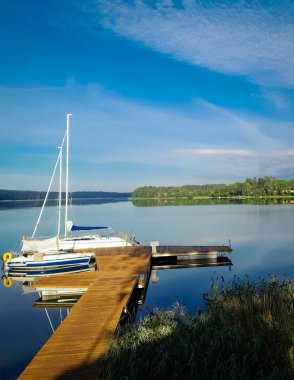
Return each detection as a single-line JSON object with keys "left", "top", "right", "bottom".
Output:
{"left": 100, "top": 276, "right": 294, "bottom": 380}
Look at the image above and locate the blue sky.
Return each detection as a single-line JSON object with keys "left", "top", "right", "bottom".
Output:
{"left": 0, "top": 0, "right": 294, "bottom": 191}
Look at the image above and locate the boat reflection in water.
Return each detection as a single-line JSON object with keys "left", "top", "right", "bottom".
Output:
{"left": 2, "top": 262, "right": 97, "bottom": 307}
{"left": 5, "top": 262, "right": 96, "bottom": 280}
{"left": 1, "top": 262, "right": 98, "bottom": 336}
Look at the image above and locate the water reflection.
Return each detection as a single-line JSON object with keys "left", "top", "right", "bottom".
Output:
{"left": 2, "top": 264, "right": 97, "bottom": 322}
{"left": 2, "top": 262, "right": 97, "bottom": 308}
{"left": 3, "top": 262, "right": 96, "bottom": 282}
{"left": 0, "top": 262, "right": 98, "bottom": 377}
{"left": 137, "top": 254, "right": 233, "bottom": 320}
{"left": 132, "top": 197, "right": 294, "bottom": 207}
{"left": 0, "top": 198, "right": 129, "bottom": 210}
{"left": 151, "top": 256, "right": 232, "bottom": 272}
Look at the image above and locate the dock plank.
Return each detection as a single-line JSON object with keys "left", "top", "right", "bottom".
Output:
{"left": 19, "top": 276, "right": 138, "bottom": 380}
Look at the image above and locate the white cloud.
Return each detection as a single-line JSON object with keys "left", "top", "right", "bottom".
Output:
{"left": 95, "top": 0, "right": 294, "bottom": 87}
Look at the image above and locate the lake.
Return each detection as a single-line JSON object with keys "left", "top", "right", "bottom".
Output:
{"left": 0, "top": 200, "right": 293, "bottom": 378}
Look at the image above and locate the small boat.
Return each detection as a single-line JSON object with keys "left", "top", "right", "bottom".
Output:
{"left": 4, "top": 252, "right": 95, "bottom": 271}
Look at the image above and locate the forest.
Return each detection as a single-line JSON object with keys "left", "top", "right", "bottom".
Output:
{"left": 132, "top": 177, "right": 294, "bottom": 199}
{"left": 0, "top": 190, "right": 131, "bottom": 201}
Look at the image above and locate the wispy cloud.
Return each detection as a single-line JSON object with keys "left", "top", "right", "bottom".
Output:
{"left": 0, "top": 83, "right": 293, "bottom": 189}
{"left": 94, "top": 0, "right": 294, "bottom": 87}
{"left": 174, "top": 147, "right": 294, "bottom": 161}
{"left": 194, "top": 98, "right": 276, "bottom": 148}
{"left": 172, "top": 147, "right": 294, "bottom": 181}
{"left": 262, "top": 90, "right": 289, "bottom": 109}
{"left": 176, "top": 148, "right": 252, "bottom": 157}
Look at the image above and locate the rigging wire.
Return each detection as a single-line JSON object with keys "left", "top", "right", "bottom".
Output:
{"left": 32, "top": 130, "right": 67, "bottom": 238}
{"left": 44, "top": 308, "right": 55, "bottom": 333}
{"left": 12, "top": 192, "right": 44, "bottom": 253}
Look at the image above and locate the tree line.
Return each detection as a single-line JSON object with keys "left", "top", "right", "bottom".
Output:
{"left": 132, "top": 177, "right": 294, "bottom": 199}
{"left": 0, "top": 190, "right": 131, "bottom": 201}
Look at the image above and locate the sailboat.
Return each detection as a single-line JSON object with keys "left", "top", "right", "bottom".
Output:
{"left": 20, "top": 113, "right": 138, "bottom": 253}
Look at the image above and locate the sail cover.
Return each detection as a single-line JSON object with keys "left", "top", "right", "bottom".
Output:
{"left": 70, "top": 225, "right": 110, "bottom": 231}
{"left": 21, "top": 236, "right": 59, "bottom": 252}
{"left": 66, "top": 220, "right": 110, "bottom": 232}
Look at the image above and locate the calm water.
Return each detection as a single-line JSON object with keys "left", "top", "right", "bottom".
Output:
{"left": 0, "top": 201, "right": 293, "bottom": 378}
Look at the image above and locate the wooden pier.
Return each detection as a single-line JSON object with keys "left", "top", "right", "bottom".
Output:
{"left": 19, "top": 244, "right": 232, "bottom": 379}
{"left": 19, "top": 249, "right": 151, "bottom": 380}
{"left": 20, "top": 277, "right": 138, "bottom": 379}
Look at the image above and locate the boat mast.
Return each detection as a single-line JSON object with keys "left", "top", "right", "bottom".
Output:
{"left": 64, "top": 113, "right": 72, "bottom": 237}
{"left": 57, "top": 145, "right": 62, "bottom": 238}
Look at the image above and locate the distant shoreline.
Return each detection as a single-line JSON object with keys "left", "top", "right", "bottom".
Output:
{"left": 132, "top": 177, "right": 294, "bottom": 199}
{"left": 0, "top": 197, "right": 131, "bottom": 202}
{"left": 0, "top": 190, "right": 132, "bottom": 202}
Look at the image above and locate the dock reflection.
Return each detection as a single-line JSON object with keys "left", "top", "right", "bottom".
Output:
{"left": 151, "top": 255, "right": 232, "bottom": 272}
{"left": 144, "top": 255, "right": 232, "bottom": 299}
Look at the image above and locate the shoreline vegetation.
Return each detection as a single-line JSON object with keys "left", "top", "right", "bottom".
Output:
{"left": 101, "top": 276, "right": 294, "bottom": 380}
{"left": 132, "top": 177, "right": 294, "bottom": 200}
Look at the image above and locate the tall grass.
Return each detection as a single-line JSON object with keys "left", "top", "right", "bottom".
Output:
{"left": 100, "top": 276, "right": 294, "bottom": 380}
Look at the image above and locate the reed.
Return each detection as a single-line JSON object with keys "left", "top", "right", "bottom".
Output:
{"left": 100, "top": 276, "right": 294, "bottom": 380}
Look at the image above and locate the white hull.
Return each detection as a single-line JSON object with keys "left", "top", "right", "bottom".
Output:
{"left": 59, "top": 235, "right": 132, "bottom": 250}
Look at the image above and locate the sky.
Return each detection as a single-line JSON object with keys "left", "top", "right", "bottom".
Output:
{"left": 0, "top": 0, "right": 294, "bottom": 192}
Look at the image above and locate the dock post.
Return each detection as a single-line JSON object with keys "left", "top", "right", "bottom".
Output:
{"left": 150, "top": 240, "right": 159, "bottom": 254}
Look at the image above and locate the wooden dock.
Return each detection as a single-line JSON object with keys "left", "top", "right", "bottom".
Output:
{"left": 19, "top": 250, "right": 151, "bottom": 380}
{"left": 19, "top": 244, "right": 232, "bottom": 379}
{"left": 20, "top": 277, "right": 138, "bottom": 379}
